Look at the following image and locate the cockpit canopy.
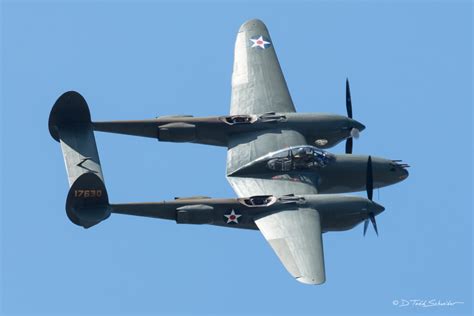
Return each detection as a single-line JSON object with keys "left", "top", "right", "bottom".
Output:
{"left": 229, "top": 145, "right": 335, "bottom": 176}
{"left": 266, "top": 146, "right": 335, "bottom": 172}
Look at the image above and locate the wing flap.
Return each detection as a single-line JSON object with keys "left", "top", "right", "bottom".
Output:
{"left": 255, "top": 209, "right": 326, "bottom": 285}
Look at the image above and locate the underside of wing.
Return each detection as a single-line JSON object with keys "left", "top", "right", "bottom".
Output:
{"left": 255, "top": 208, "right": 326, "bottom": 285}
{"left": 230, "top": 19, "right": 295, "bottom": 115}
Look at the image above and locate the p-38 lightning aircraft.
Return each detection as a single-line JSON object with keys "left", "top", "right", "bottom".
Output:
{"left": 49, "top": 19, "right": 408, "bottom": 285}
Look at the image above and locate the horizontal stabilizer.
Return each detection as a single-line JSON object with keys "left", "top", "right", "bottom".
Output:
{"left": 49, "top": 91, "right": 104, "bottom": 186}
{"left": 66, "top": 173, "right": 110, "bottom": 228}
{"left": 93, "top": 120, "right": 158, "bottom": 139}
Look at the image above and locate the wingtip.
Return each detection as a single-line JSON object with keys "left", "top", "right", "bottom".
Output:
{"left": 296, "top": 276, "right": 325, "bottom": 285}
{"left": 239, "top": 18, "right": 268, "bottom": 33}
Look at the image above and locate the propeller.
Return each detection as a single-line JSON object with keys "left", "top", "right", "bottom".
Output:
{"left": 345, "top": 137, "right": 353, "bottom": 155}
{"left": 346, "top": 78, "right": 353, "bottom": 119}
{"left": 363, "top": 156, "right": 379, "bottom": 236}
{"left": 366, "top": 156, "right": 373, "bottom": 201}
{"left": 345, "top": 78, "right": 360, "bottom": 154}
{"left": 363, "top": 213, "right": 379, "bottom": 236}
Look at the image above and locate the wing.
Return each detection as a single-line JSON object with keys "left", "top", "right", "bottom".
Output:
{"left": 255, "top": 208, "right": 326, "bottom": 285}
{"left": 226, "top": 20, "right": 315, "bottom": 196}
{"left": 230, "top": 19, "right": 295, "bottom": 115}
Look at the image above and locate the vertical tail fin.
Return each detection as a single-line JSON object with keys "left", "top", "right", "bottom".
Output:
{"left": 49, "top": 91, "right": 109, "bottom": 228}
{"left": 49, "top": 91, "right": 104, "bottom": 185}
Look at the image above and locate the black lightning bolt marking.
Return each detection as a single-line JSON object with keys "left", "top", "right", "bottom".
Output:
{"left": 77, "top": 157, "right": 98, "bottom": 173}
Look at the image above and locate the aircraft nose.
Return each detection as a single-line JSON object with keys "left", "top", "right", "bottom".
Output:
{"left": 389, "top": 160, "right": 410, "bottom": 182}
{"left": 400, "top": 167, "right": 409, "bottom": 180}
{"left": 371, "top": 157, "right": 409, "bottom": 186}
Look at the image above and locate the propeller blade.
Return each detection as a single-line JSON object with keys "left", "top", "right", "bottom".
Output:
{"left": 367, "top": 156, "right": 373, "bottom": 201}
{"left": 345, "top": 137, "right": 353, "bottom": 154}
{"left": 346, "top": 78, "right": 352, "bottom": 119}
{"left": 369, "top": 213, "right": 379, "bottom": 236}
{"left": 363, "top": 219, "right": 369, "bottom": 236}
{"left": 345, "top": 79, "right": 356, "bottom": 154}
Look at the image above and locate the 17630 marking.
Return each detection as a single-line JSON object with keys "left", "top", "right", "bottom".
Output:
{"left": 74, "top": 189, "right": 102, "bottom": 198}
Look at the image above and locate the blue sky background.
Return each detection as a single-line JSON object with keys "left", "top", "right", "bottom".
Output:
{"left": 1, "top": 1, "right": 472, "bottom": 315}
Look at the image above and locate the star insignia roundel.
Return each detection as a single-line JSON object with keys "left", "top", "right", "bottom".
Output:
{"left": 250, "top": 36, "right": 271, "bottom": 49}
{"left": 224, "top": 210, "right": 242, "bottom": 224}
